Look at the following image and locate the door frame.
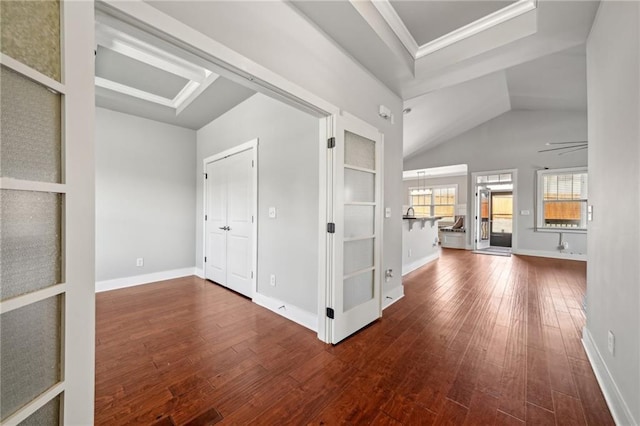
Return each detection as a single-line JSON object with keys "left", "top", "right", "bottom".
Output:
{"left": 202, "top": 139, "right": 258, "bottom": 298}
{"left": 471, "top": 169, "right": 518, "bottom": 251}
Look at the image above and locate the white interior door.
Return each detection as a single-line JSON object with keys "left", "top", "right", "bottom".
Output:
{"left": 476, "top": 188, "right": 491, "bottom": 250}
{"left": 205, "top": 159, "right": 228, "bottom": 285}
{"left": 328, "top": 113, "right": 382, "bottom": 344}
{"left": 224, "top": 149, "right": 254, "bottom": 295}
{"left": 204, "top": 145, "right": 255, "bottom": 298}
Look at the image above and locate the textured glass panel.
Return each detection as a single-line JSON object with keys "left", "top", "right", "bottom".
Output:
{"left": 345, "top": 131, "right": 375, "bottom": 170}
{"left": 0, "top": 190, "right": 62, "bottom": 300}
{"left": 343, "top": 270, "right": 374, "bottom": 312}
{"left": 18, "top": 395, "right": 60, "bottom": 426}
{"left": 0, "top": 0, "right": 61, "bottom": 81}
{"left": 344, "top": 238, "right": 374, "bottom": 276}
{"left": 344, "top": 205, "right": 374, "bottom": 238}
{"left": 0, "top": 296, "right": 61, "bottom": 420}
{"left": 344, "top": 168, "right": 374, "bottom": 203}
{"left": 0, "top": 66, "right": 62, "bottom": 183}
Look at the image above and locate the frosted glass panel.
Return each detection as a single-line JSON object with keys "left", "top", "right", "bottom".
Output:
{"left": 344, "top": 205, "right": 374, "bottom": 238}
{"left": 344, "top": 238, "right": 374, "bottom": 276}
{"left": 0, "top": 296, "right": 61, "bottom": 420}
{"left": 0, "top": 0, "right": 61, "bottom": 81}
{"left": 344, "top": 168, "right": 374, "bottom": 203}
{"left": 18, "top": 395, "right": 60, "bottom": 426}
{"left": 345, "top": 131, "right": 375, "bottom": 170}
{"left": 0, "top": 190, "right": 62, "bottom": 300}
{"left": 343, "top": 270, "right": 374, "bottom": 312}
{"left": 0, "top": 66, "right": 62, "bottom": 183}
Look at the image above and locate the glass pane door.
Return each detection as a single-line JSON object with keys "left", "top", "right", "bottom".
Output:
{"left": 329, "top": 114, "right": 382, "bottom": 344}
{"left": 343, "top": 131, "right": 376, "bottom": 312}
{"left": 476, "top": 188, "right": 491, "bottom": 250}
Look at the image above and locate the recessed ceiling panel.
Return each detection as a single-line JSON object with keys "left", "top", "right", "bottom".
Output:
{"left": 95, "top": 46, "right": 188, "bottom": 100}
{"left": 390, "top": 1, "right": 516, "bottom": 46}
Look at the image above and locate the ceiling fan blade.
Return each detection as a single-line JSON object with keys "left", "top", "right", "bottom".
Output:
{"left": 538, "top": 145, "right": 587, "bottom": 153}
{"left": 546, "top": 141, "right": 588, "bottom": 145}
{"left": 558, "top": 146, "right": 588, "bottom": 155}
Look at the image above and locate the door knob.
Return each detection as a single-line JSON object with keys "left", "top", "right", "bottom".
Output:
{"left": 219, "top": 226, "right": 227, "bottom": 230}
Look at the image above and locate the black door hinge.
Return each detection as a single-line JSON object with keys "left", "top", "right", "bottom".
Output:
{"left": 205, "top": 215, "right": 208, "bottom": 221}
{"left": 326, "top": 307, "right": 335, "bottom": 319}
{"left": 205, "top": 173, "right": 208, "bottom": 179}
{"left": 204, "top": 256, "right": 207, "bottom": 263}
{"left": 327, "top": 223, "right": 336, "bottom": 233}
{"left": 327, "top": 137, "right": 336, "bottom": 149}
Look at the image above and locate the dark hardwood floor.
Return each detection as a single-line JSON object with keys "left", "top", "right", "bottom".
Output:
{"left": 95, "top": 249, "right": 614, "bottom": 425}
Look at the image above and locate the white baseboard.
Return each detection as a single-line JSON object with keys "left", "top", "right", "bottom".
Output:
{"left": 194, "top": 267, "right": 204, "bottom": 279}
{"left": 512, "top": 248, "right": 586, "bottom": 261}
{"left": 402, "top": 251, "right": 440, "bottom": 276}
{"left": 252, "top": 292, "right": 317, "bottom": 332}
{"left": 383, "top": 285, "right": 404, "bottom": 309}
{"left": 96, "top": 267, "right": 197, "bottom": 293}
{"left": 582, "top": 327, "right": 637, "bottom": 426}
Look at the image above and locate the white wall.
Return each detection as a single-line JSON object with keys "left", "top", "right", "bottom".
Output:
{"left": 402, "top": 221, "right": 440, "bottom": 275}
{"left": 148, "top": 0, "right": 405, "bottom": 300}
{"left": 95, "top": 107, "right": 197, "bottom": 282}
{"left": 404, "top": 110, "right": 588, "bottom": 259}
{"left": 585, "top": 2, "right": 640, "bottom": 424}
{"left": 196, "top": 94, "right": 319, "bottom": 314}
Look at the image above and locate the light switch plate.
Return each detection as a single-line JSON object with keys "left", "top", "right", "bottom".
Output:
{"left": 268, "top": 207, "right": 277, "bottom": 218}
{"left": 520, "top": 210, "right": 530, "bottom": 216}
{"left": 385, "top": 207, "right": 391, "bottom": 218}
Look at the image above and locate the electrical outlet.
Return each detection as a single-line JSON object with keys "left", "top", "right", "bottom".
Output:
{"left": 136, "top": 258, "right": 144, "bottom": 267}
{"left": 270, "top": 274, "right": 276, "bottom": 286}
{"left": 608, "top": 330, "right": 615, "bottom": 355}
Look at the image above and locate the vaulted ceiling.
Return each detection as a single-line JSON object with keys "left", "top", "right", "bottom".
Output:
{"left": 95, "top": 1, "right": 598, "bottom": 155}
{"left": 291, "top": 0, "right": 598, "bottom": 158}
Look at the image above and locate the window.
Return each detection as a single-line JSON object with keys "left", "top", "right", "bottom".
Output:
{"left": 537, "top": 168, "right": 588, "bottom": 231}
{"left": 409, "top": 185, "right": 457, "bottom": 221}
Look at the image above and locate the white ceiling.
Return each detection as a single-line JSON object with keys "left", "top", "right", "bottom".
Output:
{"left": 290, "top": 0, "right": 598, "bottom": 159}
{"left": 390, "top": 1, "right": 516, "bottom": 46}
{"left": 96, "top": 1, "right": 597, "bottom": 150}
{"left": 94, "top": 13, "right": 256, "bottom": 130}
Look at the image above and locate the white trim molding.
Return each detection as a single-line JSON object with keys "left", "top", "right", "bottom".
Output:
{"left": 252, "top": 292, "right": 318, "bottom": 332}
{"left": 194, "top": 268, "right": 204, "bottom": 279}
{"left": 382, "top": 285, "right": 405, "bottom": 310}
{"left": 95, "top": 267, "right": 197, "bottom": 293}
{"left": 512, "top": 249, "right": 586, "bottom": 262}
{"left": 402, "top": 251, "right": 440, "bottom": 276}
{"left": 582, "top": 327, "right": 637, "bottom": 426}
{"left": 371, "top": 0, "right": 537, "bottom": 59}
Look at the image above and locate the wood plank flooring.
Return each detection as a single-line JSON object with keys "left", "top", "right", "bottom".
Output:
{"left": 95, "top": 250, "right": 614, "bottom": 425}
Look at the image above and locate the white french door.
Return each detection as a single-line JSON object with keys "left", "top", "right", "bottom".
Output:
{"left": 204, "top": 142, "right": 256, "bottom": 298}
{"left": 327, "top": 113, "right": 383, "bottom": 344}
{"left": 0, "top": 1, "right": 95, "bottom": 424}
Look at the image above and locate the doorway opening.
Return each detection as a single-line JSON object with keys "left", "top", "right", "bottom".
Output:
{"left": 472, "top": 170, "right": 517, "bottom": 255}
{"left": 94, "top": 2, "right": 386, "bottom": 344}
